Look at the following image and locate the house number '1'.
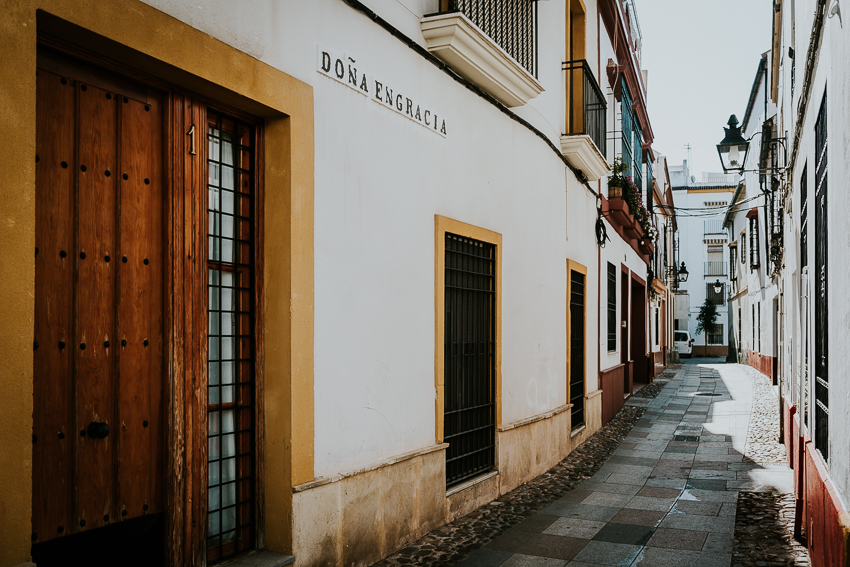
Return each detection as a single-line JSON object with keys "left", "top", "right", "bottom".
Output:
{"left": 187, "top": 124, "right": 197, "bottom": 155}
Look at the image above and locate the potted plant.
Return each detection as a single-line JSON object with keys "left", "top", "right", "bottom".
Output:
{"left": 607, "top": 157, "right": 627, "bottom": 199}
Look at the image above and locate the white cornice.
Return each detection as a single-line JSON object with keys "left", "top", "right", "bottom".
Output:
{"left": 420, "top": 12, "right": 544, "bottom": 108}
{"left": 559, "top": 135, "right": 611, "bottom": 181}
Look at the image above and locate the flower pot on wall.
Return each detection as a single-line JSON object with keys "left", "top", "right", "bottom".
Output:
{"left": 608, "top": 185, "right": 623, "bottom": 199}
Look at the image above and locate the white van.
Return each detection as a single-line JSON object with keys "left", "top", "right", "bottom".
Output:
{"left": 674, "top": 330, "right": 693, "bottom": 357}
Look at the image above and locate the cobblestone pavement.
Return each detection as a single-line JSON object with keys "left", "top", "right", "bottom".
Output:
{"left": 373, "top": 361, "right": 811, "bottom": 567}
{"left": 732, "top": 365, "right": 810, "bottom": 567}
{"left": 372, "top": 372, "right": 677, "bottom": 567}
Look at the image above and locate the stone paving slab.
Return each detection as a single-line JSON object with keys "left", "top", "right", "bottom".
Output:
{"left": 372, "top": 362, "right": 809, "bottom": 567}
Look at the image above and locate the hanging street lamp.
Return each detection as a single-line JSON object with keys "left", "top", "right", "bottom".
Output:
{"left": 716, "top": 114, "right": 750, "bottom": 174}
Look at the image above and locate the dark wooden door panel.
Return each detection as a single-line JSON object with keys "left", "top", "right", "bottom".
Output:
{"left": 75, "top": 79, "right": 119, "bottom": 532}
{"left": 117, "top": 92, "right": 164, "bottom": 520}
{"left": 33, "top": 69, "right": 76, "bottom": 542}
{"left": 34, "top": 52, "right": 166, "bottom": 546}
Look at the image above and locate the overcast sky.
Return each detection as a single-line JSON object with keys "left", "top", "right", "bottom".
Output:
{"left": 638, "top": 0, "right": 773, "bottom": 179}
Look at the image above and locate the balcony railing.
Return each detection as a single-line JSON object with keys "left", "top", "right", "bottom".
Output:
{"left": 704, "top": 220, "right": 725, "bottom": 235}
{"left": 440, "top": 0, "right": 537, "bottom": 76}
{"left": 563, "top": 59, "right": 607, "bottom": 158}
{"left": 705, "top": 262, "right": 727, "bottom": 276}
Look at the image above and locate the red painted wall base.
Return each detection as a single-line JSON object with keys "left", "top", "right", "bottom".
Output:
{"left": 749, "top": 351, "right": 776, "bottom": 384}
{"left": 782, "top": 396, "right": 850, "bottom": 566}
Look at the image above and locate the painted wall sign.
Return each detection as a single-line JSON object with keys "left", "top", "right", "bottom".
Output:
{"left": 318, "top": 46, "right": 447, "bottom": 137}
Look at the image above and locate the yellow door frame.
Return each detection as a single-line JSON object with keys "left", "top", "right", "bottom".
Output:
{"left": 1, "top": 2, "right": 314, "bottom": 563}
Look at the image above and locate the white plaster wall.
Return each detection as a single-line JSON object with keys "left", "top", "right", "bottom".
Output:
{"left": 672, "top": 189, "right": 730, "bottom": 348}
{"left": 598, "top": 221, "right": 648, "bottom": 372}
{"left": 823, "top": 11, "right": 850, "bottom": 510}
{"left": 774, "top": 1, "right": 850, "bottom": 510}
{"left": 138, "top": 0, "right": 614, "bottom": 478}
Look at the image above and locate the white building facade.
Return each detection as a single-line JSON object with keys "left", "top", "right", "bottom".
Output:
{"left": 671, "top": 168, "right": 737, "bottom": 357}
{"left": 0, "top": 0, "right": 670, "bottom": 566}
{"left": 766, "top": 0, "right": 850, "bottom": 564}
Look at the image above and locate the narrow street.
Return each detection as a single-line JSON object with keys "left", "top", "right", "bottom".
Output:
{"left": 378, "top": 360, "right": 809, "bottom": 567}
{"left": 6, "top": 2, "right": 848, "bottom": 566}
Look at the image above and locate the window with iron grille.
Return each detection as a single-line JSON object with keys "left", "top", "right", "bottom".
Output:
{"left": 752, "top": 305, "right": 755, "bottom": 349}
{"left": 444, "top": 233, "right": 496, "bottom": 488}
{"left": 620, "top": 78, "right": 644, "bottom": 195}
{"left": 800, "top": 164, "right": 808, "bottom": 270}
{"left": 621, "top": 79, "right": 633, "bottom": 178}
{"left": 741, "top": 231, "right": 746, "bottom": 264}
{"left": 706, "top": 283, "right": 725, "bottom": 306}
{"left": 207, "top": 112, "right": 257, "bottom": 562}
{"left": 633, "top": 124, "right": 643, "bottom": 195}
{"left": 707, "top": 323, "right": 724, "bottom": 345}
{"left": 814, "top": 92, "right": 828, "bottom": 460}
{"left": 569, "top": 269, "right": 585, "bottom": 430}
{"left": 654, "top": 307, "right": 659, "bottom": 346}
{"left": 730, "top": 245, "right": 737, "bottom": 284}
{"left": 607, "top": 263, "right": 616, "bottom": 351}
{"left": 646, "top": 158, "right": 654, "bottom": 201}
{"left": 749, "top": 216, "right": 760, "bottom": 269}
{"left": 440, "top": 0, "right": 538, "bottom": 77}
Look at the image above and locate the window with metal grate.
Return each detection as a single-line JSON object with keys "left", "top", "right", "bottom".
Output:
{"left": 440, "top": 0, "right": 538, "bottom": 77}
{"left": 444, "top": 233, "right": 496, "bottom": 488}
{"left": 207, "top": 112, "right": 257, "bottom": 562}
{"left": 569, "top": 270, "right": 586, "bottom": 430}
{"left": 814, "top": 93, "right": 828, "bottom": 460}
{"left": 607, "top": 263, "right": 617, "bottom": 351}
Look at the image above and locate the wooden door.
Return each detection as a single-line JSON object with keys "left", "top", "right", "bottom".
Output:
{"left": 621, "top": 266, "right": 629, "bottom": 394}
{"left": 630, "top": 279, "right": 647, "bottom": 385}
{"left": 33, "top": 51, "right": 164, "bottom": 546}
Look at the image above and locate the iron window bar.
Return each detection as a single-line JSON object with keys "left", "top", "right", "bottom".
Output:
{"left": 569, "top": 270, "right": 585, "bottom": 430}
{"left": 706, "top": 283, "right": 726, "bottom": 306}
{"left": 704, "top": 262, "right": 727, "bottom": 277}
{"left": 814, "top": 93, "right": 828, "bottom": 460}
{"left": 207, "top": 113, "right": 256, "bottom": 563}
{"left": 439, "top": 0, "right": 538, "bottom": 77}
{"left": 621, "top": 79, "right": 633, "bottom": 178}
{"left": 703, "top": 220, "right": 725, "bottom": 235}
{"left": 444, "top": 233, "right": 496, "bottom": 489}
{"left": 606, "top": 263, "right": 616, "bottom": 351}
{"left": 562, "top": 59, "right": 607, "bottom": 159}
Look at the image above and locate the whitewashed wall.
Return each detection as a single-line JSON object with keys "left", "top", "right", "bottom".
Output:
{"left": 673, "top": 189, "right": 730, "bottom": 349}
{"left": 778, "top": 2, "right": 850, "bottom": 508}
{"left": 598, "top": 223, "right": 648, "bottom": 372}
{"left": 139, "top": 0, "right": 612, "bottom": 479}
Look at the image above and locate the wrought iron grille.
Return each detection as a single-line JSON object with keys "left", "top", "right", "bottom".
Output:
{"left": 706, "top": 283, "right": 725, "bottom": 306}
{"left": 443, "top": 0, "right": 538, "bottom": 76}
{"left": 633, "top": 123, "right": 643, "bottom": 195}
{"left": 563, "top": 59, "right": 607, "bottom": 158}
{"left": 729, "top": 247, "right": 737, "bottom": 285}
{"left": 607, "top": 263, "right": 617, "bottom": 351}
{"left": 801, "top": 164, "right": 808, "bottom": 275}
{"left": 569, "top": 270, "right": 585, "bottom": 430}
{"left": 749, "top": 217, "right": 760, "bottom": 269}
{"left": 207, "top": 112, "right": 256, "bottom": 562}
{"left": 621, "top": 79, "right": 633, "bottom": 177}
{"left": 814, "top": 93, "right": 828, "bottom": 460}
{"left": 646, "top": 158, "right": 654, "bottom": 208}
{"left": 444, "top": 233, "right": 496, "bottom": 488}
{"left": 707, "top": 323, "right": 724, "bottom": 345}
{"left": 704, "top": 220, "right": 725, "bottom": 235}
{"left": 704, "top": 262, "right": 727, "bottom": 277}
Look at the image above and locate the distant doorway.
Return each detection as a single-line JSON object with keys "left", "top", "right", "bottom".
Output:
{"left": 631, "top": 277, "right": 648, "bottom": 389}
